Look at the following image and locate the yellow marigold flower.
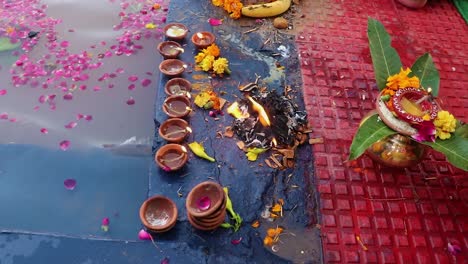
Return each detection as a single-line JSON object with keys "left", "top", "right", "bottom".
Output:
{"left": 213, "top": 57, "right": 230, "bottom": 75}
{"left": 212, "top": 0, "right": 224, "bottom": 7}
{"left": 145, "top": 23, "right": 156, "bottom": 29}
{"left": 200, "top": 55, "right": 215, "bottom": 72}
{"left": 386, "top": 67, "right": 420, "bottom": 90}
{"left": 204, "top": 44, "right": 220, "bottom": 57}
{"left": 263, "top": 236, "right": 274, "bottom": 246}
{"left": 194, "top": 52, "right": 206, "bottom": 64}
{"left": 434, "top": 110, "right": 457, "bottom": 140}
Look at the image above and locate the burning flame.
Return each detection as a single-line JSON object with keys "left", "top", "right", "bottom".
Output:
{"left": 186, "top": 127, "right": 193, "bottom": 133}
{"left": 271, "top": 137, "right": 278, "bottom": 147}
{"left": 246, "top": 96, "right": 270, "bottom": 127}
{"left": 196, "top": 32, "right": 204, "bottom": 39}
{"left": 181, "top": 146, "right": 188, "bottom": 153}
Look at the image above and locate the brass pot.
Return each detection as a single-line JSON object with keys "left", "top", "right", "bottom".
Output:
{"left": 366, "top": 134, "right": 426, "bottom": 168}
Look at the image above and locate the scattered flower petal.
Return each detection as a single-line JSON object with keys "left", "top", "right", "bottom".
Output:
{"left": 208, "top": 18, "right": 223, "bottom": 26}
{"left": 128, "top": 75, "right": 138, "bottom": 82}
{"left": 84, "top": 115, "right": 93, "bottom": 121}
{"left": 448, "top": 242, "right": 461, "bottom": 256}
{"left": 0, "top": 113, "right": 8, "bottom": 120}
{"left": 141, "top": 79, "right": 152, "bottom": 87}
{"left": 126, "top": 97, "right": 135, "bottom": 105}
{"left": 101, "top": 217, "right": 110, "bottom": 232}
{"left": 65, "top": 122, "right": 77, "bottom": 129}
{"left": 64, "top": 178, "right": 77, "bottom": 190}
{"left": 160, "top": 257, "right": 170, "bottom": 264}
{"left": 63, "top": 93, "right": 73, "bottom": 100}
{"left": 251, "top": 220, "right": 260, "bottom": 228}
{"left": 196, "top": 196, "right": 211, "bottom": 211}
{"left": 231, "top": 237, "right": 242, "bottom": 245}
{"left": 40, "top": 128, "right": 48, "bottom": 134}
{"left": 128, "top": 84, "right": 136, "bottom": 90}
{"left": 162, "top": 165, "right": 172, "bottom": 172}
{"left": 59, "top": 140, "right": 71, "bottom": 151}
{"left": 0, "top": 89, "right": 7, "bottom": 96}
{"left": 138, "top": 229, "right": 152, "bottom": 240}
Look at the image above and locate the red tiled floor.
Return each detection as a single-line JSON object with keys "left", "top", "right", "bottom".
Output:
{"left": 294, "top": 0, "right": 468, "bottom": 263}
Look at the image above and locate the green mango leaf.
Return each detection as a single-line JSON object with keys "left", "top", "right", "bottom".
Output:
{"left": 421, "top": 124, "right": 468, "bottom": 171}
{"left": 367, "top": 18, "right": 402, "bottom": 90}
{"left": 349, "top": 114, "right": 397, "bottom": 160}
{"left": 0, "top": 37, "right": 20, "bottom": 52}
{"left": 411, "top": 53, "right": 440, "bottom": 96}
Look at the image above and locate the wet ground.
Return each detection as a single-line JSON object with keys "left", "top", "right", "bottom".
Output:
{"left": 1, "top": 0, "right": 322, "bottom": 263}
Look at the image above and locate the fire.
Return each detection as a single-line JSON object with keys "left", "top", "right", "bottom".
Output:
{"left": 186, "top": 127, "right": 193, "bottom": 133}
{"left": 246, "top": 96, "right": 270, "bottom": 127}
{"left": 271, "top": 137, "right": 278, "bottom": 147}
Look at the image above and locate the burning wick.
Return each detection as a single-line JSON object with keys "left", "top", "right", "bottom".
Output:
{"left": 415, "top": 87, "right": 433, "bottom": 105}
{"left": 164, "top": 127, "right": 192, "bottom": 137}
{"left": 196, "top": 32, "right": 204, "bottom": 39}
{"left": 271, "top": 137, "right": 278, "bottom": 147}
{"left": 246, "top": 96, "right": 271, "bottom": 127}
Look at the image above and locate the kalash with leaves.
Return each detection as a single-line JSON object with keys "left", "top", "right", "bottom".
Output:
{"left": 349, "top": 18, "right": 467, "bottom": 171}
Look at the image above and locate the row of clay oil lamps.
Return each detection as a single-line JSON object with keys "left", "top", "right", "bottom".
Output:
{"left": 155, "top": 23, "right": 216, "bottom": 173}
{"left": 139, "top": 25, "right": 224, "bottom": 234}
{"left": 139, "top": 181, "right": 227, "bottom": 233}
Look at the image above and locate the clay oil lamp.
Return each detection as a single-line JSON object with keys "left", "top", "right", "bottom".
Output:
{"left": 191, "top": 32, "right": 215, "bottom": 49}
{"left": 164, "top": 23, "right": 188, "bottom": 41}
{"left": 155, "top": 143, "right": 188, "bottom": 171}
{"left": 162, "top": 95, "right": 192, "bottom": 118}
{"left": 157, "top": 41, "right": 184, "bottom": 59}
{"left": 164, "top": 78, "right": 192, "bottom": 96}
{"left": 159, "top": 118, "right": 192, "bottom": 143}
{"left": 376, "top": 87, "right": 439, "bottom": 136}
{"left": 139, "top": 195, "right": 178, "bottom": 233}
{"left": 186, "top": 181, "right": 225, "bottom": 218}
{"left": 159, "top": 59, "right": 186, "bottom": 78}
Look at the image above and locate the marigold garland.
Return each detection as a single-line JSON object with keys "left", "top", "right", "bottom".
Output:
{"left": 211, "top": 0, "right": 243, "bottom": 19}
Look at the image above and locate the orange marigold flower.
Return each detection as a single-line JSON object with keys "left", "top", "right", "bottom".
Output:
{"left": 264, "top": 236, "right": 274, "bottom": 246}
{"left": 204, "top": 44, "right": 220, "bottom": 57}
{"left": 251, "top": 220, "right": 260, "bottom": 228}
{"left": 386, "top": 67, "right": 420, "bottom": 90}
{"left": 212, "top": 0, "right": 224, "bottom": 7}
{"left": 271, "top": 203, "right": 282, "bottom": 213}
{"left": 266, "top": 227, "right": 284, "bottom": 237}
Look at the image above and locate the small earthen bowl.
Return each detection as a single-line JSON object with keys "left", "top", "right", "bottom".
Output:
{"left": 193, "top": 209, "right": 226, "bottom": 225}
{"left": 159, "top": 59, "right": 186, "bottom": 77}
{"left": 188, "top": 212, "right": 223, "bottom": 231}
{"left": 191, "top": 32, "right": 215, "bottom": 49}
{"left": 164, "top": 23, "right": 188, "bottom": 41}
{"left": 159, "top": 118, "right": 191, "bottom": 143}
{"left": 139, "top": 195, "right": 178, "bottom": 233}
{"left": 155, "top": 143, "right": 188, "bottom": 171}
{"left": 157, "top": 41, "right": 183, "bottom": 59}
{"left": 186, "top": 181, "right": 225, "bottom": 218}
{"left": 164, "top": 78, "right": 192, "bottom": 96}
{"left": 162, "top": 95, "right": 191, "bottom": 118}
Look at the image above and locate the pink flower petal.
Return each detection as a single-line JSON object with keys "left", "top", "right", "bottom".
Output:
{"left": 138, "top": 229, "right": 152, "bottom": 240}
{"left": 208, "top": 18, "right": 223, "bottom": 26}
{"left": 128, "top": 84, "right": 136, "bottom": 90}
{"left": 126, "top": 97, "right": 135, "bottom": 105}
{"left": 77, "top": 113, "right": 84, "bottom": 120}
{"left": 59, "top": 140, "right": 71, "bottom": 151}
{"left": 0, "top": 113, "right": 8, "bottom": 120}
{"left": 0, "top": 89, "right": 7, "bottom": 96}
{"left": 102, "top": 217, "right": 110, "bottom": 226}
{"left": 63, "top": 93, "right": 73, "bottom": 100}
{"left": 40, "top": 128, "right": 48, "bottom": 134}
{"left": 9, "top": 118, "right": 17, "bottom": 123}
{"left": 196, "top": 196, "right": 211, "bottom": 211}
{"left": 231, "top": 237, "right": 243, "bottom": 245}
{"left": 60, "top": 41, "right": 69, "bottom": 48}
{"left": 141, "top": 79, "right": 151, "bottom": 87}
{"left": 64, "top": 178, "right": 76, "bottom": 190}
{"left": 160, "top": 257, "right": 170, "bottom": 264}
{"left": 84, "top": 115, "right": 93, "bottom": 121}
{"left": 411, "top": 121, "right": 436, "bottom": 142}
{"left": 65, "top": 121, "right": 77, "bottom": 129}
{"left": 93, "top": 86, "right": 101, "bottom": 91}
{"left": 448, "top": 242, "right": 461, "bottom": 256}
{"left": 128, "top": 75, "right": 138, "bottom": 82}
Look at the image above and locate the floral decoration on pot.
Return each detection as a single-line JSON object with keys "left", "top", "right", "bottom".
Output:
{"left": 349, "top": 18, "right": 467, "bottom": 171}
